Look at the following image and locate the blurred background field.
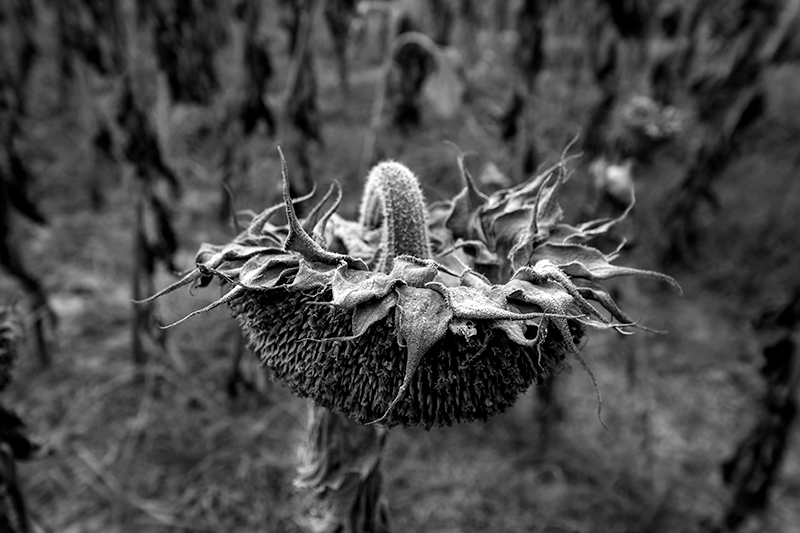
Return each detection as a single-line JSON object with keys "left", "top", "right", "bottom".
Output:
{"left": 1, "top": 0, "right": 800, "bottom": 532}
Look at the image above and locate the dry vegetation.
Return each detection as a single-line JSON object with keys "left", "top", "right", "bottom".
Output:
{"left": 2, "top": 1, "right": 800, "bottom": 532}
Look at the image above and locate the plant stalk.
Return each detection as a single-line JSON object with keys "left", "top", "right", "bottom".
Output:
{"left": 295, "top": 405, "right": 390, "bottom": 533}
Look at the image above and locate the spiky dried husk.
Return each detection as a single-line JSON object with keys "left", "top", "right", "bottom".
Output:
{"left": 233, "top": 288, "right": 580, "bottom": 428}
{"left": 151, "top": 154, "right": 678, "bottom": 430}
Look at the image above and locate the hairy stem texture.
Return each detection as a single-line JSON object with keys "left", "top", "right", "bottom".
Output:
{"left": 358, "top": 162, "right": 430, "bottom": 272}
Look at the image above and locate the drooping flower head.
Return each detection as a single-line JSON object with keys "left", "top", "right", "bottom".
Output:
{"left": 151, "top": 150, "right": 678, "bottom": 428}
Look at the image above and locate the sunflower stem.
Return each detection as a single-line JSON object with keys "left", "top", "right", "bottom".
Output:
{"left": 296, "top": 405, "right": 390, "bottom": 533}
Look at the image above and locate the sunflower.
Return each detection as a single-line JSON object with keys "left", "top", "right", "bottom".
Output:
{"left": 152, "top": 150, "right": 678, "bottom": 428}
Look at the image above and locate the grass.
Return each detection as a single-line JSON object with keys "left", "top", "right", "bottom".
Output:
{"left": 2, "top": 4, "right": 800, "bottom": 532}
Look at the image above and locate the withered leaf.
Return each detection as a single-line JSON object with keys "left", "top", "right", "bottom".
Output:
{"left": 443, "top": 152, "right": 488, "bottom": 241}
{"left": 239, "top": 254, "right": 299, "bottom": 289}
{"left": 459, "top": 269, "right": 491, "bottom": 288}
{"left": 351, "top": 292, "right": 399, "bottom": 337}
{"left": 372, "top": 285, "right": 453, "bottom": 424}
{"left": 426, "top": 282, "right": 572, "bottom": 322}
{"left": 530, "top": 243, "right": 681, "bottom": 290}
{"left": 488, "top": 207, "right": 535, "bottom": 252}
{"left": 513, "top": 263, "right": 616, "bottom": 327}
{"left": 491, "top": 319, "right": 538, "bottom": 346}
{"left": 291, "top": 259, "right": 339, "bottom": 291}
{"left": 389, "top": 256, "right": 438, "bottom": 287}
{"left": 330, "top": 266, "right": 396, "bottom": 308}
{"left": 452, "top": 240, "right": 500, "bottom": 267}
{"left": 536, "top": 175, "right": 566, "bottom": 229}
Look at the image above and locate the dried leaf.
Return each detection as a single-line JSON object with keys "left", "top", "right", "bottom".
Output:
{"left": 291, "top": 259, "right": 339, "bottom": 291}
{"left": 460, "top": 269, "right": 491, "bottom": 288}
{"left": 330, "top": 267, "right": 396, "bottom": 308}
{"left": 308, "top": 292, "right": 400, "bottom": 343}
{"left": 388, "top": 256, "right": 438, "bottom": 287}
{"left": 531, "top": 242, "right": 681, "bottom": 291}
{"left": 328, "top": 214, "right": 376, "bottom": 261}
{"left": 427, "top": 282, "right": 574, "bottom": 321}
{"left": 371, "top": 285, "right": 452, "bottom": 425}
{"left": 577, "top": 283, "right": 664, "bottom": 333}
{"left": 351, "top": 292, "right": 399, "bottom": 337}
{"left": 490, "top": 207, "right": 536, "bottom": 253}
{"left": 239, "top": 254, "right": 299, "bottom": 289}
{"left": 451, "top": 240, "right": 500, "bottom": 267}
{"left": 443, "top": 151, "right": 488, "bottom": 241}
{"left": 491, "top": 319, "right": 539, "bottom": 347}
{"left": 502, "top": 279, "right": 579, "bottom": 355}
{"left": 195, "top": 243, "right": 228, "bottom": 270}
{"left": 514, "top": 263, "right": 618, "bottom": 327}
{"left": 533, "top": 173, "right": 564, "bottom": 232}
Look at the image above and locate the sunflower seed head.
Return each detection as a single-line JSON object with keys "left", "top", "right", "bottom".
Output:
{"left": 150, "top": 154, "right": 678, "bottom": 428}
{"left": 233, "top": 288, "right": 577, "bottom": 427}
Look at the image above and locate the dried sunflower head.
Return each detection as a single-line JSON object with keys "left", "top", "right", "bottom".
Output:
{"left": 153, "top": 151, "right": 678, "bottom": 428}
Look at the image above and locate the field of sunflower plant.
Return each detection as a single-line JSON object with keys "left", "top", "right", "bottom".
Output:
{"left": 1, "top": 1, "right": 800, "bottom": 532}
